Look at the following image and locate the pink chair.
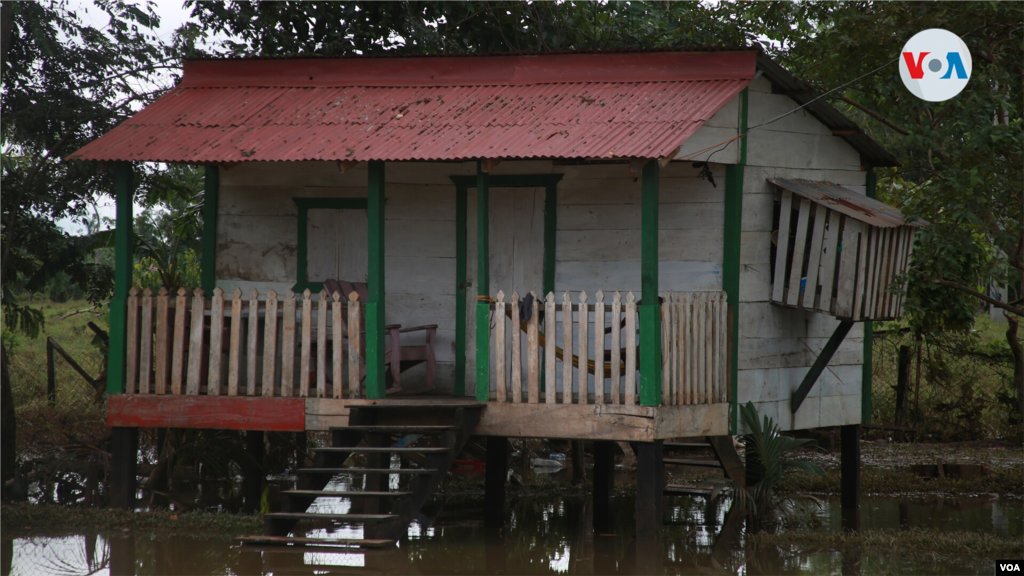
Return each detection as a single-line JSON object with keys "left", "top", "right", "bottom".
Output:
{"left": 324, "top": 279, "right": 437, "bottom": 394}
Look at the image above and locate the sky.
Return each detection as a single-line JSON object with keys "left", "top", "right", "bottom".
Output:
{"left": 58, "top": 1, "right": 213, "bottom": 235}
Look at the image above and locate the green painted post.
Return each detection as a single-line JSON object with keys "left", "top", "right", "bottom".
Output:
{"left": 724, "top": 88, "right": 748, "bottom": 434}
{"left": 543, "top": 183, "right": 557, "bottom": 295}
{"left": 639, "top": 160, "right": 661, "bottom": 406}
{"left": 200, "top": 166, "right": 219, "bottom": 293}
{"left": 863, "top": 169, "right": 877, "bottom": 423}
{"left": 475, "top": 162, "right": 491, "bottom": 401}
{"left": 365, "top": 161, "right": 386, "bottom": 399}
{"left": 455, "top": 185, "right": 468, "bottom": 396}
{"left": 541, "top": 182, "right": 557, "bottom": 395}
{"left": 107, "top": 163, "right": 134, "bottom": 395}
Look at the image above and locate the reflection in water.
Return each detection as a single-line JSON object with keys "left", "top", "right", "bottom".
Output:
{"left": 4, "top": 495, "right": 1022, "bottom": 575}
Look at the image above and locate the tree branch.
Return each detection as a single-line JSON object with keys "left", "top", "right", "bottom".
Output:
{"left": 840, "top": 95, "right": 909, "bottom": 135}
{"left": 911, "top": 270, "right": 1024, "bottom": 316}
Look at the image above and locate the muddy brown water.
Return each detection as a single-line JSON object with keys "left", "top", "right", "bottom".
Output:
{"left": 4, "top": 467, "right": 1022, "bottom": 575}
{"left": 4, "top": 497, "right": 1022, "bottom": 573}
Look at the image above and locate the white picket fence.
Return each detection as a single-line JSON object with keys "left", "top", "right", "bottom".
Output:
{"left": 488, "top": 290, "right": 729, "bottom": 406}
{"left": 124, "top": 287, "right": 363, "bottom": 398}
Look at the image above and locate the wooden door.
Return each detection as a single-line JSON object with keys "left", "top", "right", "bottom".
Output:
{"left": 489, "top": 187, "right": 545, "bottom": 296}
{"left": 307, "top": 208, "right": 368, "bottom": 285}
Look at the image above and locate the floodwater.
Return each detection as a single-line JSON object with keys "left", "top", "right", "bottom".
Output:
{"left": 4, "top": 486, "right": 1021, "bottom": 576}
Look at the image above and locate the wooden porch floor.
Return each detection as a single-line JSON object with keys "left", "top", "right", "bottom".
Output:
{"left": 107, "top": 394, "right": 729, "bottom": 441}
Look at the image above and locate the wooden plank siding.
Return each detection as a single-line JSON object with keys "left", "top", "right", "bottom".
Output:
{"left": 737, "top": 74, "right": 883, "bottom": 431}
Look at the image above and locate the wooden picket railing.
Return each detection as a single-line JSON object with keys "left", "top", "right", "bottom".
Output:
{"left": 660, "top": 291, "right": 729, "bottom": 406}
{"left": 487, "top": 290, "right": 728, "bottom": 406}
{"left": 124, "top": 287, "right": 363, "bottom": 398}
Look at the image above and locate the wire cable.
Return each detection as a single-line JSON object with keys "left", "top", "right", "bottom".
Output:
{"left": 678, "top": 57, "right": 899, "bottom": 163}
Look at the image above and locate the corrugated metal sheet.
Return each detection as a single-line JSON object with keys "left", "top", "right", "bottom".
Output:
{"left": 769, "top": 178, "right": 923, "bottom": 228}
{"left": 69, "top": 51, "right": 755, "bottom": 163}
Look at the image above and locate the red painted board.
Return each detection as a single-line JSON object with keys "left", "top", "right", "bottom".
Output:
{"left": 107, "top": 395, "right": 305, "bottom": 431}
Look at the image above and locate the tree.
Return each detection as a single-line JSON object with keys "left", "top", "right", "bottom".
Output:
{"left": 184, "top": 1, "right": 764, "bottom": 58}
{"left": 1, "top": 0, "right": 170, "bottom": 499}
{"left": 746, "top": 1, "right": 1024, "bottom": 421}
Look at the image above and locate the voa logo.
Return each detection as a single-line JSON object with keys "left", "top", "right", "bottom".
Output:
{"left": 899, "top": 28, "right": 972, "bottom": 102}
{"left": 999, "top": 561, "right": 1022, "bottom": 573}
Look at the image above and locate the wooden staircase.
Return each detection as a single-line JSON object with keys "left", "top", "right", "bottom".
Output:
{"left": 663, "top": 435, "right": 745, "bottom": 496}
{"left": 250, "top": 404, "right": 481, "bottom": 547}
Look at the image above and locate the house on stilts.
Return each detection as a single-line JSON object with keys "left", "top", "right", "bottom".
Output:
{"left": 68, "top": 48, "right": 916, "bottom": 547}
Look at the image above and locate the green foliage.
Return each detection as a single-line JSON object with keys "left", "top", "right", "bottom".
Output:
{"left": 723, "top": 402, "right": 825, "bottom": 530}
{"left": 754, "top": 2, "right": 1023, "bottom": 334}
{"left": 133, "top": 250, "right": 201, "bottom": 291}
{"left": 1, "top": 0, "right": 171, "bottom": 333}
{"left": 185, "top": 1, "right": 767, "bottom": 58}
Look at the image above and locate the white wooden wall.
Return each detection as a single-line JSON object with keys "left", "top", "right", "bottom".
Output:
{"left": 219, "top": 159, "right": 726, "bottom": 396}
{"left": 217, "top": 162, "right": 476, "bottom": 390}
{"left": 215, "top": 74, "right": 872, "bottom": 421}
{"left": 738, "top": 75, "right": 867, "bottom": 431}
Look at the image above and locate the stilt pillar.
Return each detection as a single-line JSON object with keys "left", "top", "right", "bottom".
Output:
{"left": 242, "top": 430, "right": 265, "bottom": 513}
{"left": 841, "top": 424, "right": 861, "bottom": 532}
{"left": 484, "top": 436, "right": 509, "bottom": 527}
{"left": 635, "top": 440, "right": 664, "bottom": 573}
{"left": 110, "top": 427, "right": 138, "bottom": 510}
{"left": 635, "top": 440, "right": 663, "bottom": 542}
{"left": 593, "top": 440, "right": 615, "bottom": 534}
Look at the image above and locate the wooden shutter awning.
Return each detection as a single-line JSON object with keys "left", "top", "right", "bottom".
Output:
{"left": 768, "top": 179, "right": 922, "bottom": 322}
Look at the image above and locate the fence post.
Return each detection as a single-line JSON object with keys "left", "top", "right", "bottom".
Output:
{"left": 895, "top": 344, "right": 911, "bottom": 426}
{"left": 46, "top": 338, "right": 56, "bottom": 405}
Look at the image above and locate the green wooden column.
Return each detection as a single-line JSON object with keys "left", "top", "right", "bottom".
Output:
{"left": 639, "top": 160, "right": 662, "bottom": 406}
{"left": 543, "top": 182, "right": 557, "bottom": 295}
{"left": 200, "top": 166, "right": 219, "bottom": 293}
{"left": 107, "top": 162, "right": 134, "bottom": 395}
{"left": 862, "top": 169, "right": 877, "bottom": 423}
{"left": 365, "top": 161, "right": 386, "bottom": 398}
{"left": 475, "top": 162, "right": 491, "bottom": 401}
{"left": 724, "top": 88, "right": 748, "bottom": 434}
{"left": 455, "top": 185, "right": 468, "bottom": 396}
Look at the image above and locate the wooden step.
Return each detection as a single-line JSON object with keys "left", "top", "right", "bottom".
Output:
{"left": 311, "top": 446, "right": 451, "bottom": 454}
{"left": 297, "top": 467, "right": 438, "bottom": 475}
{"left": 664, "top": 442, "right": 711, "bottom": 449}
{"left": 282, "top": 490, "right": 412, "bottom": 498}
{"left": 663, "top": 485, "right": 713, "bottom": 496}
{"left": 663, "top": 458, "right": 723, "bottom": 468}
{"left": 331, "top": 425, "right": 456, "bottom": 434}
{"left": 236, "top": 535, "right": 394, "bottom": 549}
{"left": 264, "top": 512, "right": 397, "bottom": 523}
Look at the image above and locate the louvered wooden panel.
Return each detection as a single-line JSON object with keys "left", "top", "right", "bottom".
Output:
{"left": 770, "top": 190, "right": 916, "bottom": 321}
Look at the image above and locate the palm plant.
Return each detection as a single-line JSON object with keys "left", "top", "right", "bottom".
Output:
{"left": 717, "top": 402, "right": 825, "bottom": 531}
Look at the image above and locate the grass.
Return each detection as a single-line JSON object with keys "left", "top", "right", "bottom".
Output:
{"left": 749, "top": 528, "right": 1024, "bottom": 559}
{"left": 4, "top": 298, "right": 110, "bottom": 453}
{"left": 779, "top": 465, "right": 1024, "bottom": 496}
{"left": 0, "top": 503, "right": 262, "bottom": 537}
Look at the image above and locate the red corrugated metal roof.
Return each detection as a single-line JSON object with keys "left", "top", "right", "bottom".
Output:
{"left": 69, "top": 51, "right": 756, "bottom": 163}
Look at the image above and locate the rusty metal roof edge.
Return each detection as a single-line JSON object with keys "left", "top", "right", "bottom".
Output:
{"left": 768, "top": 177, "right": 926, "bottom": 228}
